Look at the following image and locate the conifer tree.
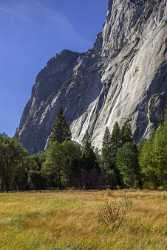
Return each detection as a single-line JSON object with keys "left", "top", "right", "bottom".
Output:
{"left": 81, "top": 132, "right": 100, "bottom": 188}
{"left": 49, "top": 108, "right": 71, "bottom": 144}
{"left": 116, "top": 142, "right": 141, "bottom": 188}
{"left": 109, "top": 122, "right": 122, "bottom": 187}
{"left": 116, "top": 121, "right": 142, "bottom": 188}
{"left": 102, "top": 127, "right": 111, "bottom": 162}
{"left": 110, "top": 122, "right": 122, "bottom": 164}
{"left": 0, "top": 136, "right": 28, "bottom": 191}
{"left": 82, "top": 132, "right": 97, "bottom": 171}
{"left": 101, "top": 127, "right": 113, "bottom": 185}
{"left": 139, "top": 122, "right": 167, "bottom": 188}
{"left": 121, "top": 122, "right": 133, "bottom": 145}
{"left": 101, "top": 124, "right": 122, "bottom": 187}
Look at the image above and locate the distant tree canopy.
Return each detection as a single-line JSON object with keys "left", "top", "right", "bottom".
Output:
{"left": 1, "top": 116, "right": 167, "bottom": 191}
{"left": 42, "top": 125, "right": 100, "bottom": 189}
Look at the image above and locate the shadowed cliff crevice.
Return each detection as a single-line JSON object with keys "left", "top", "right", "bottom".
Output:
{"left": 18, "top": 0, "right": 167, "bottom": 153}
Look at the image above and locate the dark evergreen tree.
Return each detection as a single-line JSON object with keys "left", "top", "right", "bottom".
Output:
{"left": 102, "top": 127, "right": 111, "bottom": 163}
{"left": 42, "top": 142, "right": 65, "bottom": 188}
{"left": 110, "top": 122, "right": 123, "bottom": 187}
{"left": 60, "top": 140, "right": 82, "bottom": 187}
{"left": 27, "top": 153, "right": 46, "bottom": 190}
{"left": 49, "top": 108, "right": 71, "bottom": 144}
{"left": 81, "top": 132, "right": 100, "bottom": 188}
{"left": 101, "top": 127, "right": 113, "bottom": 186}
{"left": 101, "top": 124, "right": 123, "bottom": 188}
{"left": 111, "top": 122, "right": 122, "bottom": 152}
{"left": 121, "top": 122, "right": 133, "bottom": 145}
{"left": 0, "top": 136, "right": 28, "bottom": 191}
{"left": 116, "top": 142, "right": 141, "bottom": 188}
{"left": 139, "top": 122, "right": 167, "bottom": 188}
{"left": 82, "top": 132, "right": 96, "bottom": 171}
{"left": 42, "top": 139, "right": 82, "bottom": 189}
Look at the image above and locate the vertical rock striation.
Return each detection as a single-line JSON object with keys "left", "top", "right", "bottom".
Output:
{"left": 18, "top": 0, "right": 167, "bottom": 153}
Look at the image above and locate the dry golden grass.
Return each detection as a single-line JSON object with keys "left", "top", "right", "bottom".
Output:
{"left": 0, "top": 190, "right": 167, "bottom": 250}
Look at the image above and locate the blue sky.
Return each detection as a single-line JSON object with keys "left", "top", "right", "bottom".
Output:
{"left": 0, "top": 0, "right": 107, "bottom": 136}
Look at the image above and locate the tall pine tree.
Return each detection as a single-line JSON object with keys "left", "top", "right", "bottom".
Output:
{"left": 49, "top": 108, "right": 71, "bottom": 144}
{"left": 116, "top": 121, "right": 142, "bottom": 188}
{"left": 82, "top": 132, "right": 97, "bottom": 171}
{"left": 81, "top": 132, "right": 100, "bottom": 188}
{"left": 110, "top": 122, "right": 122, "bottom": 187}
{"left": 102, "top": 127, "right": 113, "bottom": 186}
{"left": 116, "top": 142, "right": 141, "bottom": 188}
{"left": 121, "top": 122, "right": 133, "bottom": 145}
{"left": 110, "top": 122, "right": 122, "bottom": 163}
{"left": 101, "top": 124, "right": 122, "bottom": 188}
{"left": 102, "top": 127, "right": 111, "bottom": 165}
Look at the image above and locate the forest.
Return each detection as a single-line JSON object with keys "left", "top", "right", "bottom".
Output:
{"left": 0, "top": 109, "right": 167, "bottom": 191}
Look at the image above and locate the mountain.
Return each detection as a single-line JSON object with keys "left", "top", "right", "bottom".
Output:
{"left": 17, "top": 0, "right": 167, "bottom": 154}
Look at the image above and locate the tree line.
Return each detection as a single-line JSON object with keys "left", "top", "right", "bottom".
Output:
{"left": 0, "top": 109, "right": 167, "bottom": 191}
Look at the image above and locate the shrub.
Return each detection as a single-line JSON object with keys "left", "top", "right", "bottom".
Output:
{"left": 98, "top": 194, "right": 131, "bottom": 231}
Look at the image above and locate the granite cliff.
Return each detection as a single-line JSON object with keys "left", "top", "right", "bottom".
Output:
{"left": 18, "top": 0, "right": 167, "bottom": 153}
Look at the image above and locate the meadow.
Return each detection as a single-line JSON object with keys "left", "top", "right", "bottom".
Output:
{"left": 0, "top": 190, "right": 167, "bottom": 250}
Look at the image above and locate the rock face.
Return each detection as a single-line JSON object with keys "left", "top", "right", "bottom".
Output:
{"left": 18, "top": 0, "right": 167, "bottom": 153}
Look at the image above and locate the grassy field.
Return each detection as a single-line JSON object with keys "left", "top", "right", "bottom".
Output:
{"left": 0, "top": 190, "right": 167, "bottom": 250}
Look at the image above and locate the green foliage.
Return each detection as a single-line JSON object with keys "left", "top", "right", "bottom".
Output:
{"left": 101, "top": 124, "right": 122, "bottom": 188}
{"left": 101, "top": 122, "right": 142, "bottom": 188}
{"left": 2, "top": 118, "right": 167, "bottom": 191}
{"left": 82, "top": 132, "right": 97, "bottom": 171}
{"left": 59, "top": 140, "right": 82, "bottom": 187}
{"left": 81, "top": 132, "right": 100, "bottom": 188}
{"left": 27, "top": 153, "right": 46, "bottom": 189}
{"left": 49, "top": 108, "right": 71, "bottom": 144}
{"left": 139, "top": 123, "right": 167, "bottom": 188}
{"left": 42, "top": 140, "right": 82, "bottom": 188}
{"left": 42, "top": 141, "right": 64, "bottom": 188}
{"left": 116, "top": 142, "right": 141, "bottom": 187}
{"left": 102, "top": 127, "right": 111, "bottom": 167}
{"left": 42, "top": 108, "right": 82, "bottom": 188}
{"left": 111, "top": 122, "right": 122, "bottom": 155}
{"left": 101, "top": 127, "right": 115, "bottom": 186}
{"left": 0, "top": 136, "right": 28, "bottom": 191}
{"left": 121, "top": 122, "right": 133, "bottom": 144}
{"left": 139, "top": 138, "right": 155, "bottom": 187}
{"left": 110, "top": 123, "right": 122, "bottom": 183}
